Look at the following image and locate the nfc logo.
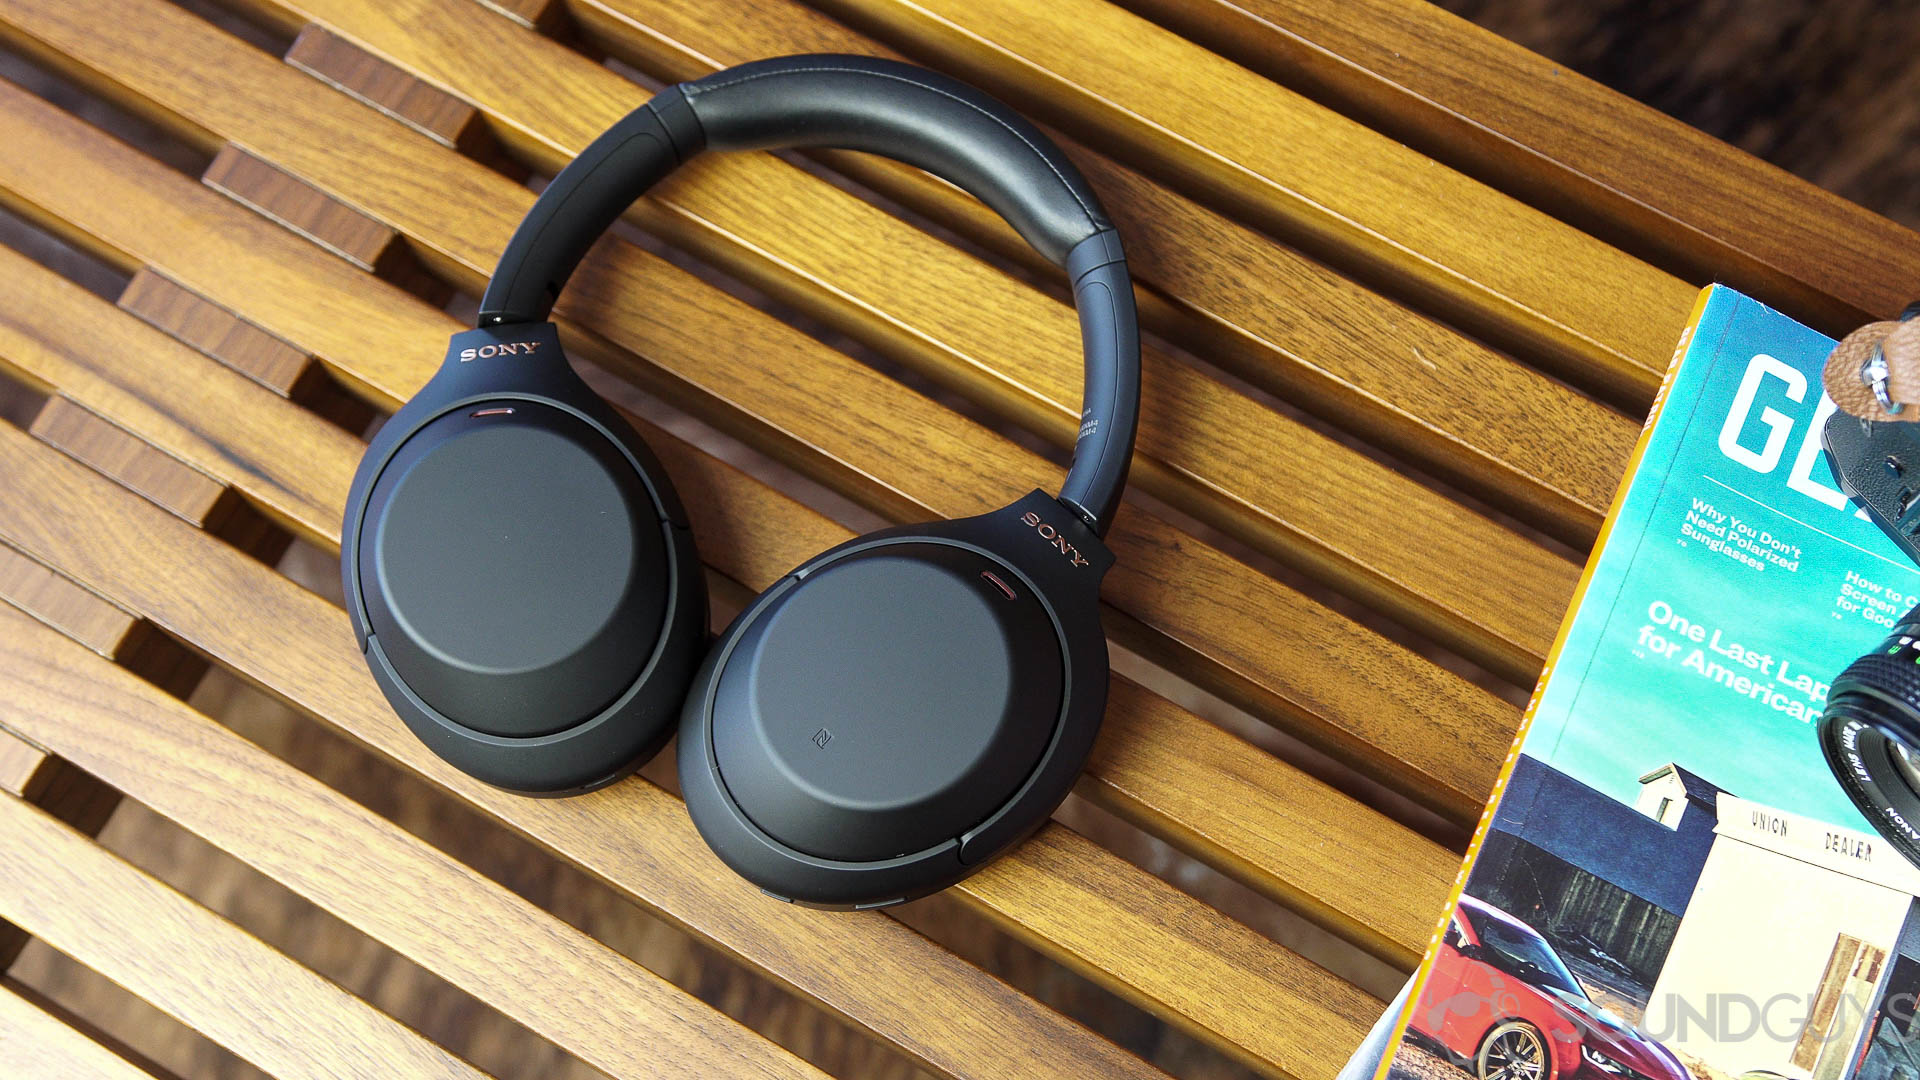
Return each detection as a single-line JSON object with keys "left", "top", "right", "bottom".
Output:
{"left": 810, "top": 727, "right": 833, "bottom": 750}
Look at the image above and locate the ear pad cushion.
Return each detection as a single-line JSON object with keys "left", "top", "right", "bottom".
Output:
{"left": 678, "top": 491, "right": 1112, "bottom": 908}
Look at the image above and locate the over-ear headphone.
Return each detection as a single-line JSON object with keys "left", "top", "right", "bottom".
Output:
{"left": 342, "top": 55, "right": 1140, "bottom": 907}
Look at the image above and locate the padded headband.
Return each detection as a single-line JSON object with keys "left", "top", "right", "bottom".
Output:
{"left": 478, "top": 55, "right": 1139, "bottom": 535}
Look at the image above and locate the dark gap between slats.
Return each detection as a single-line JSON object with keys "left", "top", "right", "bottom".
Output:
{"left": 797, "top": 0, "right": 1660, "bottom": 417}
{"left": 0, "top": 367, "right": 50, "bottom": 433}
{"left": 0, "top": 202, "right": 130, "bottom": 302}
{"left": 0, "top": 975, "right": 186, "bottom": 1080}
{"left": 0, "top": 50, "right": 209, "bottom": 182}
{"left": 280, "top": 531, "right": 1292, "bottom": 1077}
{"left": 161, "top": 0, "right": 293, "bottom": 55}
{"left": 0, "top": 259, "right": 305, "bottom": 576}
{"left": 775, "top": 136, "right": 1575, "bottom": 700}
{"left": 111, "top": 536, "right": 951, "bottom": 1080}
{"left": 788, "top": 135, "right": 1632, "bottom": 565}
{"left": 1109, "top": 635, "right": 1471, "bottom": 854}
{"left": 599, "top": 7, "right": 1620, "bottom": 433}
{"left": 2, "top": 21, "right": 472, "bottom": 320}
{"left": 774, "top": 103, "right": 1596, "bottom": 574}
{"left": 593, "top": 131, "right": 1530, "bottom": 834}
{"left": 17, "top": 0, "right": 1473, "bottom": 931}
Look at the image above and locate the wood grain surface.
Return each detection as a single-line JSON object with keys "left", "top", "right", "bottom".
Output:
{"left": 1111, "top": 0, "right": 1920, "bottom": 335}
{"left": 201, "top": 146, "right": 396, "bottom": 272}
{"left": 0, "top": 736, "right": 44, "bottom": 799}
{"left": 284, "top": 24, "right": 485, "bottom": 151}
{"left": 0, "top": 980, "right": 154, "bottom": 1080}
{"left": 0, "top": 604, "right": 832, "bottom": 1080}
{"left": 0, "top": 542, "right": 136, "bottom": 657}
{"left": 0, "top": 789, "right": 496, "bottom": 1080}
{"left": 27, "top": 397, "right": 225, "bottom": 525}
{"left": 811, "top": 0, "right": 1697, "bottom": 401}
{"left": 0, "top": 724, "right": 120, "bottom": 972}
{"left": 116, "top": 269, "right": 314, "bottom": 396}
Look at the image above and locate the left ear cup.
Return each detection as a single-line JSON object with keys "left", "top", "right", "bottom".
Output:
{"left": 678, "top": 490, "right": 1112, "bottom": 908}
{"left": 357, "top": 400, "right": 668, "bottom": 731}
{"left": 343, "top": 324, "right": 706, "bottom": 794}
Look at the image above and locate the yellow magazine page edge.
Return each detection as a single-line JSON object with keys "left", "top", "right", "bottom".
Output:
{"left": 1368, "top": 284, "right": 1719, "bottom": 1080}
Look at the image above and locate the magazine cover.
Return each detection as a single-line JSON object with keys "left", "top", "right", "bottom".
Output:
{"left": 1375, "top": 285, "right": 1920, "bottom": 1080}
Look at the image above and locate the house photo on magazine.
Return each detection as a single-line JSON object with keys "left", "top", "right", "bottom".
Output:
{"left": 1377, "top": 287, "right": 1920, "bottom": 1080}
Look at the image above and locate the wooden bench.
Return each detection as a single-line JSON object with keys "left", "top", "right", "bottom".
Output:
{"left": 0, "top": 0, "right": 1909, "bottom": 1076}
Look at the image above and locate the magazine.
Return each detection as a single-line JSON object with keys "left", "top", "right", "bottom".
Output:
{"left": 1370, "top": 285, "right": 1920, "bottom": 1080}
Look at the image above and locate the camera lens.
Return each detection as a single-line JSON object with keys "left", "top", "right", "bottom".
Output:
{"left": 1894, "top": 741, "right": 1920, "bottom": 798}
{"left": 1820, "top": 603, "right": 1920, "bottom": 867}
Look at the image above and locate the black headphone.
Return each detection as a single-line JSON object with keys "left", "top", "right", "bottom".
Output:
{"left": 341, "top": 55, "right": 1140, "bottom": 907}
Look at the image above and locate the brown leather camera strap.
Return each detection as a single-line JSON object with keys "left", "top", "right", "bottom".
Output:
{"left": 1824, "top": 308, "right": 1920, "bottom": 422}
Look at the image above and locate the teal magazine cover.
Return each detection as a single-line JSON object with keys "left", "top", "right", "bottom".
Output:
{"left": 1375, "top": 286, "right": 1920, "bottom": 1080}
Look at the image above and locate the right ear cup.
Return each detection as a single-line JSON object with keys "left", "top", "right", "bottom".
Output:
{"left": 342, "top": 324, "right": 705, "bottom": 794}
{"left": 678, "top": 491, "right": 1113, "bottom": 908}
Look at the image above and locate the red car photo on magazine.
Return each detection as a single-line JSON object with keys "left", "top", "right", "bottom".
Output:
{"left": 1402, "top": 896, "right": 1688, "bottom": 1080}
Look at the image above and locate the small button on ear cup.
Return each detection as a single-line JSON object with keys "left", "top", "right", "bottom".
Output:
{"left": 706, "top": 542, "right": 1065, "bottom": 862}
{"left": 359, "top": 401, "right": 668, "bottom": 737}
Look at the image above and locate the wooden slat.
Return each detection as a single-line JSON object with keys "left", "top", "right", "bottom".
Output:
{"left": 117, "top": 269, "right": 312, "bottom": 395}
{"left": 478, "top": 0, "right": 566, "bottom": 33}
{"left": 0, "top": 703, "right": 121, "bottom": 970}
{"left": 566, "top": 0, "right": 1640, "bottom": 545}
{"left": 0, "top": 727, "right": 117, "bottom": 839}
{"left": 0, "top": 543, "right": 136, "bottom": 657}
{"left": 810, "top": 0, "right": 1697, "bottom": 402}
{"left": 202, "top": 145, "right": 395, "bottom": 271}
{"left": 0, "top": 733, "right": 44, "bottom": 797}
{"left": 0, "top": 217, "right": 1452, "bottom": 965}
{"left": 0, "top": 730, "right": 46, "bottom": 969}
{"left": 0, "top": 789, "right": 495, "bottom": 1080}
{"left": 147, "top": 0, "right": 1583, "bottom": 682}
{"left": 0, "top": 604, "right": 832, "bottom": 1080}
{"left": 284, "top": 24, "right": 485, "bottom": 152}
{"left": 21, "top": 396, "right": 285, "bottom": 577}
{"left": 28, "top": 398, "right": 226, "bottom": 526}
{"left": 0, "top": 26, "right": 1518, "bottom": 820}
{"left": 0, "top": 980, "right": 155, "bottom": 1080}
{"left": 0, "top": 422, "right": 1365, "bottom": 1080}
{"left": 0, "top": 245, "right": 361, "bottom": 546}
{"left": 201, "top": 144, "right": 445, "bottom": 301}
{"left": 1112, "top": 0, "right": 1920, "bottom": 336}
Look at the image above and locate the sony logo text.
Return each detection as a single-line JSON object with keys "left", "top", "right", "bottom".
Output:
{"left": 459, "top": 341, "right": 544, "bottom": 362}
{"left": 1020, "top": 511, "right": 1090, "bottom": 568}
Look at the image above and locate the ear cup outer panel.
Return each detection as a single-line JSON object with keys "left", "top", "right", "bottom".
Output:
{"left": 679, "top": 489, "right": 1113, "bottom": 908}
{"left": 342, "top": 324, "right": 706, "bottom": 794}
